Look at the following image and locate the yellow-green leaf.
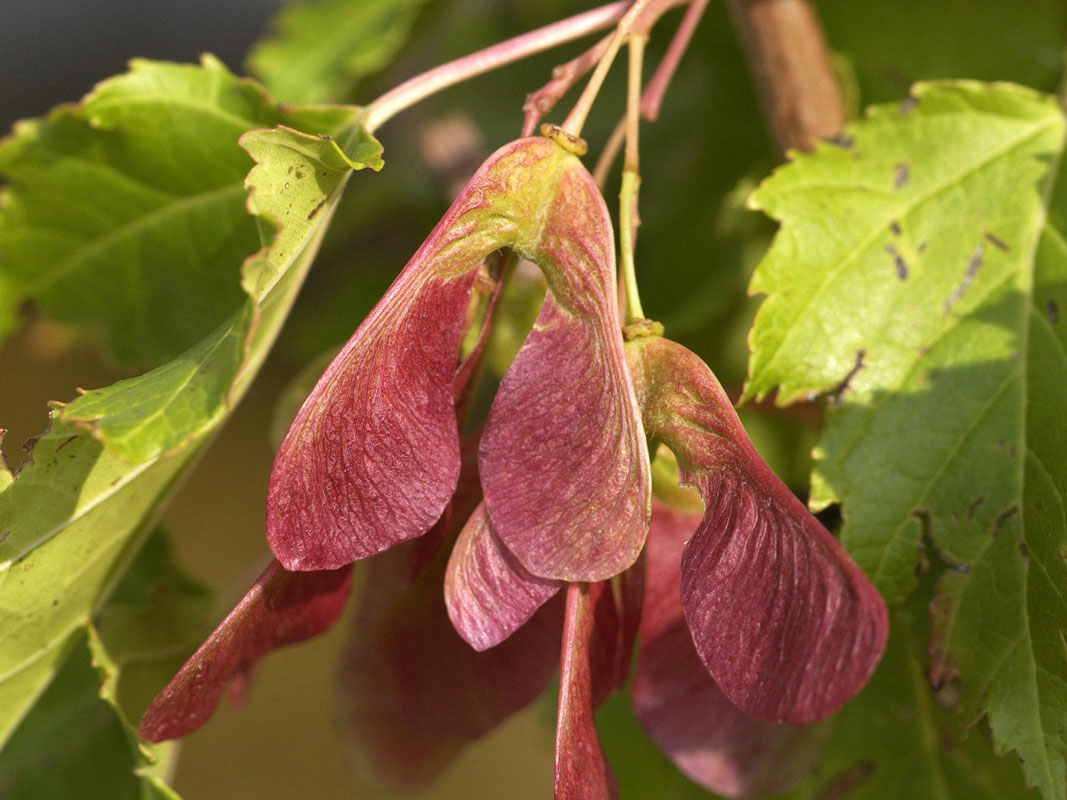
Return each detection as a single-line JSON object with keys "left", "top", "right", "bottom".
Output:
{"left": 746, "top": 81, "right": 1067, "bottom": 799}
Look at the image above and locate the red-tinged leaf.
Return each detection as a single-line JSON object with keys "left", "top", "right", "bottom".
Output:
{"left": 267, "top": 137, "right": 581, "bottom": 571}
{"left": 138, "top": 560, "right": 352, "bottom": 742}
{"left": 556, "top": 582, "right": 618, "bottom": 800}
{"left": 480, "top": 154, "right": 649, "bottom": 582}
{"left": 338, "top": 538, "right": 563, "bottom": 789}
{"left": 626, "top": 336, "right": 887, "bottom": 724}
{"left": 444, "top": 502, "right": 561, "bottom": 651}
{"left": 632, "top": 501, "right": 825, "bottom": 797}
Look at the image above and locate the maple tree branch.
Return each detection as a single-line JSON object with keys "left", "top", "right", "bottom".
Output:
{"left": 726, "top": 0, "right": 845, "bottom": 153}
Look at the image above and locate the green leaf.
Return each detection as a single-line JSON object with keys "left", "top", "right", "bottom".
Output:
{"left": 746, "top": 82, "right": 1067, "bottom": 798}
{"left": 246, "top": 0, "right": 425, "bottom": 104}
{"left": 95, "top": 528, "right": 214, "bottom": 723}
{"left": 785, "top": 591, "right": 1036, "bottom": 800}
{"left": 0, "top": 424, "right": 195, "bottom": 747}
{"left": 240, "top": 122, "right": 383, "bottom": 299}
{"left": 0, "top": 55, "right": 353, "bottom": 364}
{"left": 0, "top": 631, "right": 181, "bottom": 800}
{"left": 55, "top": 123, "right": 380, "bottom": 462}
{"left": 928, "top": 166, "right": 1067, "bottom": 798}
{"left": 0, "top": 79, "right": 381, "bottom": 751}
{"left": 0, "top": 441, "right": 12, "bottom": 491}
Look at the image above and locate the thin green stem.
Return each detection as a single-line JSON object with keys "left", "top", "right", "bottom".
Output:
{"left": 560, "top": 0, "right": 654, "bottom": 138}
{"left": 618, "top": 35, "right": 646, "bottom": 324}
{"left": 592, "top": 117, "right": 626, "bottom": 189}
{"left": 619, "top": 171, "right": 644, "bottom": 323}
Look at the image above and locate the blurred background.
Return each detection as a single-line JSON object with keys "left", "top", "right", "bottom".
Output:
{"left": 0, "top": 1, "right": 560, "bottom": 797}
{"left": 2, "top": 0, "right": 1064, "bottom": 798}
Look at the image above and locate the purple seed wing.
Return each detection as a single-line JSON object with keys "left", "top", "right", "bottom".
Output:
{"left": 555, "top": 582, "right": 618, "bottom": 800}
{"left": 444, "top": 501, "right": 562, "bottom": 651}
{"left": 139, "top": 560, "right": 352, "bottom": 742}
{"left": 267, "top": 265, "right": 476, "bottom": 570}
{"left": 632, "top": 501, "right": 826, "bottom": 796}
{"left": 339, "top": 539, "right": 563, "bottom": 788}
{"left": 481, "top": 155, "right": 649, "bottom": 583}
{"left": 627, "top": 336, "right": 888, "bottom": 724}
{"left": 268, "top": 136, "right": 648, "bottom": 574}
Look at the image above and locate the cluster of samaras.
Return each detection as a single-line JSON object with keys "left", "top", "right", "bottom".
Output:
{"left": 140, "top": 136, "right": 887, "bottom": 798}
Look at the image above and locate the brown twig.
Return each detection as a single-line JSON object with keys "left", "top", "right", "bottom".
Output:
{"left": 726, "top": 0, "right": 845, "bottom": 154}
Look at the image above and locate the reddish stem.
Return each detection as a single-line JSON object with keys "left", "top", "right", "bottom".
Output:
{"left": 523, "top": 33, "right": 614, "bottom": 137}
{"left": 522, "top": 0, "right": 690, "bottom": 137}
{"left": 363, "top": 1, "right": 630, "bottom": 132}
{"left": 640, "top": 0, "right": 710, "bottom": 120}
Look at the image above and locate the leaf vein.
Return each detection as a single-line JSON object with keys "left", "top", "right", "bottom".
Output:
{"left": 758, "top": 116, "right": 1059, "bottom": 392}
{"left": 870, "top": 361, "right": 1021, "bottom": 585}
{"left": 22, "top": 183, "right": 246, "bottom": 298}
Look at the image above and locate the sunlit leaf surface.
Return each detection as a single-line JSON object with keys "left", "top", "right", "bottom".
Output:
{"left": 747, "top": 82, "right": 1067, "bottom": 799}
{"left": 0, "top": 57, "right": 381, "bottom": 764}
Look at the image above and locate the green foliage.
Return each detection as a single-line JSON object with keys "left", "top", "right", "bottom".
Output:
{"left": 58, "top": 121, "right": 380, "bottom": 462}
{"left": 0, "top": 56, "right": 362, "bottom": 365}
{"left": 0, "top": 633, "right": 179, "bottom": 800}
{"left": 0, "top": 421, "right": 195, "bottom": 748}
{"left": 785, "top": 589, "right": 1036, "bottom": 800}
{"left": 0, "top": 529, "right": 210, "bottom": 800}
{"left": 747, "top": 82, "right": 1067, "bottom": 799}
{"left": 246, "top": 0, "right": 425, "bottom": 103}
{"left": 0, "top": 55, "right": 381, "bottom": 791}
